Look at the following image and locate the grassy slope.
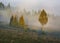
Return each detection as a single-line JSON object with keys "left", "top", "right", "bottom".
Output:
{"left": 0, "top": 25, "right": 60, "bottom": 43}
{"left": 0, "top": 30, "right": 60, "bottom": 43}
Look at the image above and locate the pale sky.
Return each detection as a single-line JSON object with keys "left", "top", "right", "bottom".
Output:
{"left": 0, "top": 0, "right": 60, "bottom": 15}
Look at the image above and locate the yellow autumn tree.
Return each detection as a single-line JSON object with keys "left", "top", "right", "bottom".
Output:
{"left": 39, "top": 9, "right": 48, "bottom": 31}
{"left": 10, "top": 15, "right": 18, "bottom": 26}
{"left": 19, "top": 16, "right": 25, "bottom": 27}
{"left": 19, "top": 16, "right": 28, "bottom": 31}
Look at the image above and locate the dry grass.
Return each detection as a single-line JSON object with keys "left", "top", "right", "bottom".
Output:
{"left": 0, "top": 29, "right": 60, "bottom": 43}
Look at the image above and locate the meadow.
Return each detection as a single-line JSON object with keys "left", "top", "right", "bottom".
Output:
{"left": 0, "top": 25, "right": 60, "bottom": 43}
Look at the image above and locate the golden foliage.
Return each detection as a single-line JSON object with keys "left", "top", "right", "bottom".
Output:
{"left": 39, "top": 9, "right": 48, "bottom": 25}
{"left": 10, "top": 15, "right": 18, "bottom": 26}
{"left": 19, "top": 16, "right": 25, "bottom": 26}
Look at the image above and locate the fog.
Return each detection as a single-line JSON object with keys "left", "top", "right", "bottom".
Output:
{"left": 0, "top": 7, "right": 60, "bottom": 32}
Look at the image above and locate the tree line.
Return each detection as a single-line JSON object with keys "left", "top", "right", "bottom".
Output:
{"left": 9, "top": 9, "right": 48, "bottom": 31}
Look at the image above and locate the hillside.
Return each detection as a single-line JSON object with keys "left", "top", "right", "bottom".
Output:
{"left": 0, "top": 24, "right": 60, "bottom": 43}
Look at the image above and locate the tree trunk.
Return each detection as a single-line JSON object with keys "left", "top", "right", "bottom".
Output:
{"left": 41, "top": 25, "right": 44, "bottom": 31}
{"left": 41, "top": 25, "right": 45, "bottom": 35}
